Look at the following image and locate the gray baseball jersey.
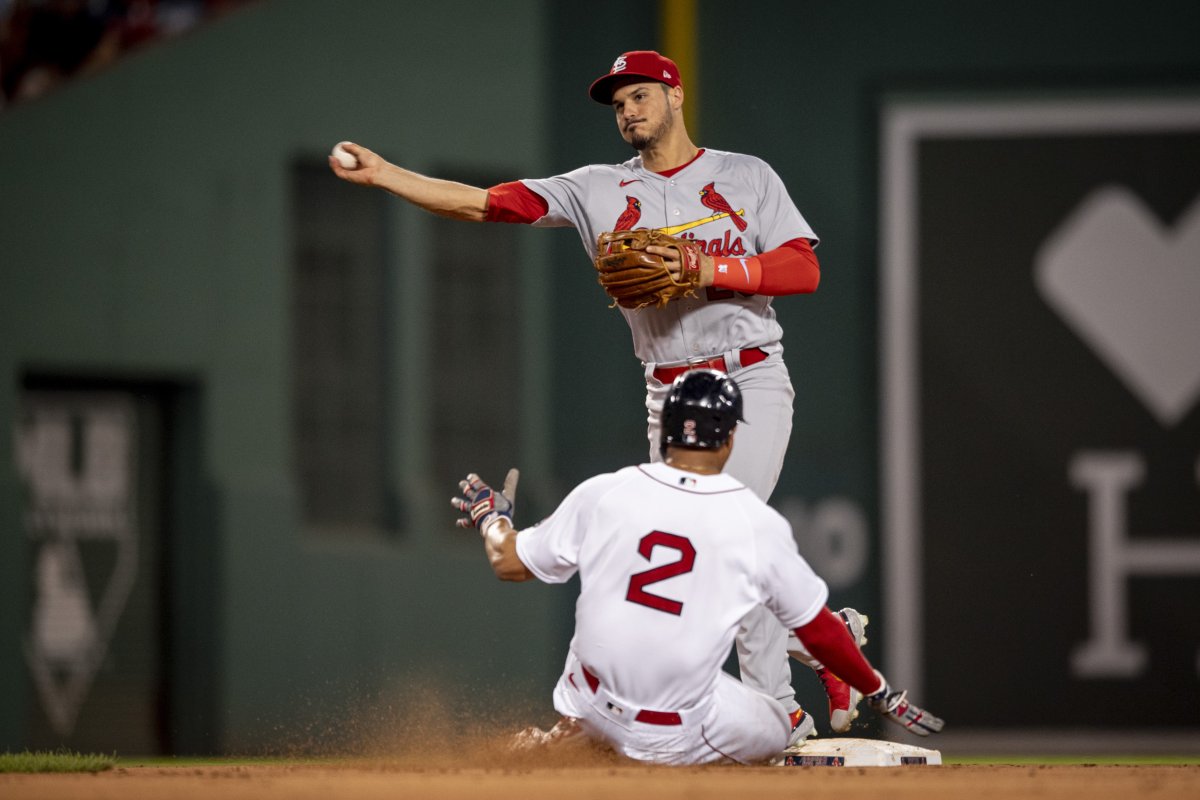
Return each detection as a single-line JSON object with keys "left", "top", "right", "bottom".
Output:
{"left": 521, "top": 148, "right": 817, "bottom": 365}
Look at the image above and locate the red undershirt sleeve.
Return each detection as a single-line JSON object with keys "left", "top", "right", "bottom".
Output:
{"left": 485, "top": 181, "right": 550, "bottom": 224}
{"left": 793, "top": 607, "right": 885, "bottom": 695}
{"left": 710, "top": 237, "right": 820, "bottom": 295}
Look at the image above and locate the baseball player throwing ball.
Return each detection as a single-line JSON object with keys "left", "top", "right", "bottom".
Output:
{"left": 452, "top": 371, "right": 942, "bottom": 765}
{"left": 334, "top": 50, "right": 856, "bottom": 740}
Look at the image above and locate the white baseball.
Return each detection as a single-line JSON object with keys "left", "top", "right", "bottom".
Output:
{"left": 331, "top": 142, "right": 358, "bottom": 169}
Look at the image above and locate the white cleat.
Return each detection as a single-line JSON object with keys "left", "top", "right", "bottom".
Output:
{"left": 840, "top": 607, "right": 868, "bottom": 647}
{"left": 787, "top": 708, "right": 817, "bottom": 748}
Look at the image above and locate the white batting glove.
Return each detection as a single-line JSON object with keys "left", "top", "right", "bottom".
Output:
{"left": 451, "top": 469, "right": 519, "bottom": 533}
{"left": 865, "top": 670, "right": 945, "bottom": 736}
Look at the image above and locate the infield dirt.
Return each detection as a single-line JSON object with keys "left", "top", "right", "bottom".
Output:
{"left": 3, "top": 763, "right": 1199, "bottom": 800}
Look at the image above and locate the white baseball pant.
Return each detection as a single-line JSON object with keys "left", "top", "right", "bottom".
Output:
{"left": 552, "top": 650, "right": 791, "bottom": 765}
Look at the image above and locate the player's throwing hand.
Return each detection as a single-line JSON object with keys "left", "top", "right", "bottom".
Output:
{"left": 327, "top": 141, "right": 384, "bottom": 187}
{"left": 451, "top": 469, "right": 519, "bottom": 533}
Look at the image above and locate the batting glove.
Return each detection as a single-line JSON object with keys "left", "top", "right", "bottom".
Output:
{"left": 451, "top": 469, "right": 519, "bottom": 533}
{"left": 865, "top": 670, "right": 945, "bottom": 736}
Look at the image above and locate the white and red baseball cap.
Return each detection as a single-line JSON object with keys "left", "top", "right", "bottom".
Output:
{"left": 588, "top": 50, "right": 682, "bottom": 104}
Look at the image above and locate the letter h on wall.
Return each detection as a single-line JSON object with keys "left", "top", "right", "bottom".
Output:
{"left": 1070, "top": 451, "right": 1200, "bottom": 679}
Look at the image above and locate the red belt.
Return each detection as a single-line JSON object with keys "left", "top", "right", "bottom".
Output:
{"left": 578, "top": 664, "right": 682, "bottom": 726}
{"left": 651, "top": 347, "right": 768, "bottom": 384}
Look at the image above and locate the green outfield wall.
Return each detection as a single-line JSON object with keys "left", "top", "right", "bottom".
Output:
{"left": 2, "top": 0, "right": 1198, "bottom": 754}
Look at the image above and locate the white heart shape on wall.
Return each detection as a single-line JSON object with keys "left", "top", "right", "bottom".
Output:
{"left": 1035, "top": 185, "right": 1200, "bottom": 427}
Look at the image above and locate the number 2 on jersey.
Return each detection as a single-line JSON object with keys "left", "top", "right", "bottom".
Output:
{"left": 625, "top": 531, "right": 696, "bottom": 615}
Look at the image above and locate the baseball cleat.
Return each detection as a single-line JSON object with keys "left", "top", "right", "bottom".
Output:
{"left": 509, "top": 725, "right": 555, "bottom": 751}
{"left": 817, "top": 608, "right": 869, "bottom": 733}
{"left": 508, "top": 717, "right": 583, "bottom": 751}
{"left": 787, "top": 708, "right": 816, "bottom": 747}
{"left": 817, "top": 667, "right": 861, "bottom": 733}
{"left": 840, "top": 607, "right": 868, "bottom": 647}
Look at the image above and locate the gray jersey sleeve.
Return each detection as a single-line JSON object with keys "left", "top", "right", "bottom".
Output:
{"left": 750, "top": 157, "right": 820, "bottom": 251}
{"left": 518, "top": 166, "right": 615, "bottom": 257}
{"left": 519, "top": 168, "right": 587, "bottom": 228}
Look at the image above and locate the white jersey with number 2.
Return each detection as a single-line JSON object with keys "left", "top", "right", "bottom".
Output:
{"left": 515, "top": 461, "right": 828, "bottom": 762}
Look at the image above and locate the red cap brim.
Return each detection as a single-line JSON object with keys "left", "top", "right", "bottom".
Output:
{"left": 589, "top": 72, "right": 662, "bottom": 104}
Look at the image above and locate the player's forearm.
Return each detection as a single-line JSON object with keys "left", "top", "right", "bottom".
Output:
{"left": 794, "top": 607, "right": 885, "bottom": 695}
{"left": 709, "top": 238, "right": 820, "bottom": 295}
{"left": 371, "top": 163, "right": 489, "bottom": 221}
{"left": 482, "top": 519, "right": 534, "bottom": 582}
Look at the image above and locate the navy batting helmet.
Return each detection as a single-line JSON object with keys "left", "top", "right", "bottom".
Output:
{"left": 660, "top": 369, "right": 744, "bottom": 455}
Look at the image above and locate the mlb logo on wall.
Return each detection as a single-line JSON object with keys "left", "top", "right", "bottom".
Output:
{"left": 16, "top": 393, "right": 139, "bottom": 737}
{"left": 880, "top": 97, "right": 1200, "bottom": 736}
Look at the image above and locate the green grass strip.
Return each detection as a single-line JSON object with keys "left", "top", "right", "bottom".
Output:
{"left": 0, "top": 750, "right": 116, "bottom": 773}
{"left": 944, "top": 754, "right": 1200, "bottom": 766}
{"left": 115, "top": 755, "right": 342, "bottom": 768}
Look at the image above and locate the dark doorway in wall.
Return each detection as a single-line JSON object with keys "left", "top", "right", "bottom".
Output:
{"left": 17, "top": 373, "right": 216, "bottom": 754}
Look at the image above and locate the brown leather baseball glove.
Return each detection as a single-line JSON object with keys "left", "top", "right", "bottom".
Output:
{"left": 594, "top": 229, "right": 704, "bottom": 310}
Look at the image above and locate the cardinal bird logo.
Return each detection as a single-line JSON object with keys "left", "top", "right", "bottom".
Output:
{"left": 699, "top": 183, "right": 747, "bottom": 232}
{"left": 614, "top": 196, "right": 642, "bottom": 231}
